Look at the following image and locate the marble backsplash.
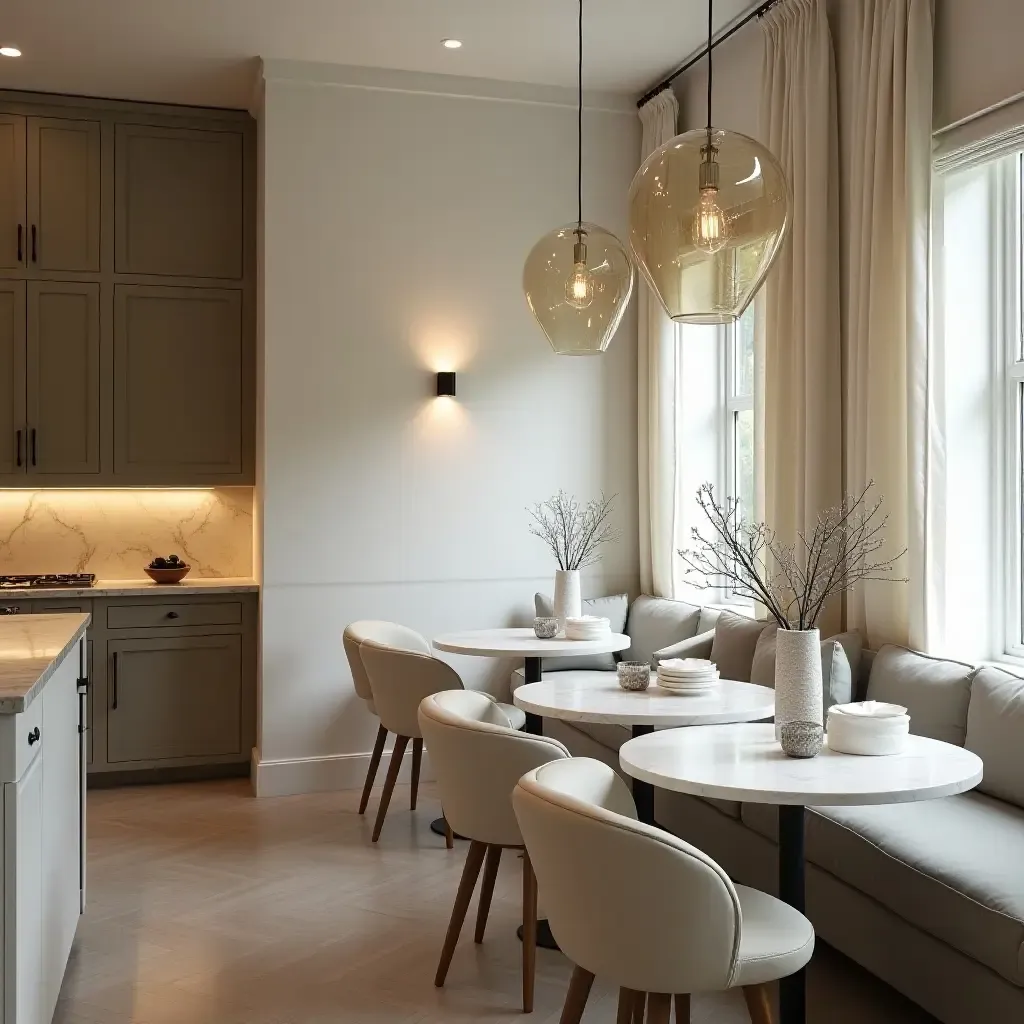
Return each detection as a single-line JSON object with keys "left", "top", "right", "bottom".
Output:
{"left": 0, "top": 489, "right": 253, "bottom": 579}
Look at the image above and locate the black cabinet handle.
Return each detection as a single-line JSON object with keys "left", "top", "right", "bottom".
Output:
{"left": 111, "top": 652, "right": 118, "bottom": 710}
{"left": 30, "top": 428, "right": 36, "bottom": 467}
{"left": 166, "top": 611, "right": 179, "bottom": 619}
{"left": 27, "top": 727, "right": 40, "bottom": 746}
{"left": 15, "top": 429, "right": 21, "bottom": 467}
{"left": 16, "top": 224, "right": 22, "bottom": 263}
{"left": 30, "top": 224, "right": 36, "bottom": 263}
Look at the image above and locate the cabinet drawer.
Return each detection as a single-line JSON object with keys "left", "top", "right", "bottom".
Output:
{"left": 0, "top": 681, "right": 44, "bottom": 784}
{"left": 106, "top": 601, "right": 241, "bottom": 630}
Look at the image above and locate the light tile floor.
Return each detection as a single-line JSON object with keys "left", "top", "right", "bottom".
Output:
{"left": 56, "top": 779, "right": 939, "bottom": 1024}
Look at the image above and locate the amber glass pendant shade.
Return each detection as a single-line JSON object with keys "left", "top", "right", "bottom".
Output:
{"left": 523, "top": 222, "right": 635, "bottom": 355}
{"left": 628, "top": 127, "right": 790, "bottom": 325}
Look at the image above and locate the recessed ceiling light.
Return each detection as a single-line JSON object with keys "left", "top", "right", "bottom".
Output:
{"left": 0, "top": 46, "right": 22, "bottom": 58}
{"left": 441, "top": 38, "right": 462, "bottom": 49}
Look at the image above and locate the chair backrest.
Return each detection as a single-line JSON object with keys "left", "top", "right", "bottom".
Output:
{"left": 418, "top": 690, "right": 570, "bottom": 847}
{"left": 513, "top": 758, "right": 743, "bottom": 995}
{"left": 359, "top": 640, "right": 461, "bottom": 738}
{"left": 343, "top": 620, "right": 430, "bottom": 705}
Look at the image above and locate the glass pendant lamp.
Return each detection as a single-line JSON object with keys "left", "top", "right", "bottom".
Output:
{"left": 628, "top": 0, "right": 790, "bottom": 324}
{"left": 523, "top": 0, "right": 634, "bottom": 354}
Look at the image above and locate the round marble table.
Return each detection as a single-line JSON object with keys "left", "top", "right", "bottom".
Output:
{"left": 433, "top": 627, "right": 631, "bottom": 950}
{"left": 619, "top": 722, "right": 984, "bottom": 1024}
{"left": 513, "top": 677, "right": 774, "bottom": 824}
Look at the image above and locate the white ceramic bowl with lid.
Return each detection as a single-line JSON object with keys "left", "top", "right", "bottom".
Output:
{"left": 826, "top": 703, "right": 910, "bottom": 755}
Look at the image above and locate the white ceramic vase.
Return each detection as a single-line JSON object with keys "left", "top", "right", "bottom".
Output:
{"left": 774, "top": 628, "right": 824, "bottom": 758}
{"left": 552, "top": 569, "right": 582, "bottom": 631}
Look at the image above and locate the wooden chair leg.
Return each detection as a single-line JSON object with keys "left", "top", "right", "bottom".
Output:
{"left": 474, "top": 845, "right": 502, "bottom": 943}
{"left": 359, "top": 724, "right": 387, "bottom": 815}
{"left": 444, "top": 817, "right": 454, "bottom": 849}
{"left": 742, "top": 984, "right": 774, "bottom": 1024}
{"left": 434, "top": 840, "right": 487, "bottom": 987}
{"left": 371, "top": 735, "right": 408, "bottom": 843}
{"left": 522, "top": 849, "right": 539, "bottom": 1013}
{"left": 558, "top": 964, "right": 595, "bottom": 1024}
{"left": 410, "top": 737, "right": 423, "bottom": 811}
{"left": 646, "top": 993, "right": 671, "bottom": 1024}
{"left": 617, "top": 988, "right": 641, "bottom": 1024}
{"left": 632, "top": 992, "right": 647, "bottom": 1024}
{"left": 673, "top": 993, "right": 690, "bottom": 1022}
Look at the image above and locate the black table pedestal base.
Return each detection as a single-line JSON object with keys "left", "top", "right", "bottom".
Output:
{"left": 517, "top": 919, "right": 559, "bottom": 950}
{"left": 429, "top": 816, "right": 468, "bottom": 841}
{"left": 778, "top": 804, "right": 807, "bottom": 1024}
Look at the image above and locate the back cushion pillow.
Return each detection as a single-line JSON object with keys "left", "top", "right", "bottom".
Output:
{"left": 710, "top": 610, "right": 776, "bottom": 683}
{"left": 965, "top": 666, "right": 1024, "bottom": 808}
{"left": 534, "top": 593, "right": 628, "bottom": 671}
{"left": 866, "top": 645, "right": 973, "bottom": 745}
{"left": 623, "top": 595, "right": 702, "bottom": 666}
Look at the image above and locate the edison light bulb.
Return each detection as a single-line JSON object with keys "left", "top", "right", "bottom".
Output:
{"left": 564, "top": 231, "right": 595, "bottom": 309}
{"left": 692, "top": 186, "right": 729, "bottom": 254}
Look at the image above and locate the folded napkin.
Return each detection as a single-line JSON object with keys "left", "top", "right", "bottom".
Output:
{"left": 831, "top": 700, "right": 907, "bottom": 719}
{"left": 659, "top": 658, "right": 715, "bottom": 672}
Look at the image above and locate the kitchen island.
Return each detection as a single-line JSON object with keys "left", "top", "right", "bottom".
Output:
{"left": 0, "top": 613, "right": 89, "bottom": 1024}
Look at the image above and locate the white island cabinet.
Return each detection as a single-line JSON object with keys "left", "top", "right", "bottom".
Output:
{"left": 0, "top": 614, "right": 89, "bottom": 1024}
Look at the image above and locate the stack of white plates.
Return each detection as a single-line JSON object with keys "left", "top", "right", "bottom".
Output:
{"left": 564, "top": 616, "right": 611, "bottom": 641}
{"left": 656, "top": 658, "right": 720, "bottom": 694}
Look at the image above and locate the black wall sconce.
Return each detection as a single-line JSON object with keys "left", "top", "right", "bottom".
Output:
{"left": 436, "top": 371, "right": 457, "bottom": 397}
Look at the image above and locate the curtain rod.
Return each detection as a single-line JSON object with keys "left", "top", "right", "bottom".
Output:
{"left": 636, "top": 0, "right": 782, "bottom": 109}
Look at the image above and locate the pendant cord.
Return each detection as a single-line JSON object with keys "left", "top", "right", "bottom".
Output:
{"left": 576, "top": 0, "right": 583, "bottom": 230}
{"left": 705, "top": 0, "right": 714, "bottom": 132}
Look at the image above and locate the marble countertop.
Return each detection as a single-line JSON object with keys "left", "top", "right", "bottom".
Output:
{"left": 0, "top": 577, "right": 259, "bottom": 600}
{"left": 0, "top": 613, "right": 91, "bottom": 714}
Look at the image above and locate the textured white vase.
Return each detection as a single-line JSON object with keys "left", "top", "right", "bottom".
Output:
{"left": 552, "top": 569, "right": 582, "bottom": 631}
{"left": 774, "top": 628, "right": 824, "bottom": 757}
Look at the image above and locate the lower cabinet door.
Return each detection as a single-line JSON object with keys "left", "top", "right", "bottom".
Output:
{"left": 106, "top": 635, "right": 243, "bottom": 764}
{"left": 5, "top": 751, "right": 45, "bottom": 1024}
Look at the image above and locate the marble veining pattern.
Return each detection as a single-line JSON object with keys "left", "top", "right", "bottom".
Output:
{"left": 0, "top": 612, "right": 90, "bottom": 713}
{"left": 0, "top": 489, "right": 253, "bottom": 579}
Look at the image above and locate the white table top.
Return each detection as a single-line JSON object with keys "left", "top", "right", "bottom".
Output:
{"left": 513, "top": 677, "right": 775, "bottom": 728}
{"left": 433, "top": 627, "right": 630, "bottom": 659}
{"left": 619, "top": 723, "right": 984, "bottom": 806}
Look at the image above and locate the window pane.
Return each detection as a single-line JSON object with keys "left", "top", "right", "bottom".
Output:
{"left": 1019, "top": 382, "right": 1024, "bottom": 646}
{"left": 735, "top": 407, "right": 755, "bottom": 525}
{"left": 737, "top": 305, "right": 756, "bottom": 399}
{"left": 1019, "top": 154, "right": 1023, "bottom": 362}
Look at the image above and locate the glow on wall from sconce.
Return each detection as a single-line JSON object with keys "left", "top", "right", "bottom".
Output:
{"left": 412, "top": 319, "right": 477, "bottom": 376}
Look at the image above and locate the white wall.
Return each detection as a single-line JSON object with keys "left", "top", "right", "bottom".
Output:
{"left": 256, "top": 61, "right": 640, "bottom": 795}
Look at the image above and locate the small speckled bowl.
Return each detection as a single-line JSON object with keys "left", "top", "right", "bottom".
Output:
{"left": 617, "top": 661, "right": 651, "bottom": 692}
{"left": 533, "top": 617, "right": 559, "bottom": 639}
{"left": 780, "top": 721, "right": 823, "bottom": 758}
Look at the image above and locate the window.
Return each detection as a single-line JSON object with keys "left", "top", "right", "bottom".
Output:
{"left": 727, "top": 305, "right": 756, "bottom": 528}
{"left": 935, "top": 148, "right": 1023, "bottom": 660}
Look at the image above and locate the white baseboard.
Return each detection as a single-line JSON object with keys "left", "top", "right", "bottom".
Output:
{"left": 251, "top": 745, "right": 434, "bottom": 798}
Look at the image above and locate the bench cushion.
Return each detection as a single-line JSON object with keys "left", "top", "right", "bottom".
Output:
{"left": 967, "top": 666, "right": 1024, "bottom": 809}
{"left": 623, "top": 595, "right": 702, "bottom": 665}
{"left": 866, "top": 645, "right": 974, "bottom": 745}
{"left": 710, "top": 610, "right": 776, "bottom": 683}
{"left": 813, "top": 795, "right": 1024, "bottom": 987}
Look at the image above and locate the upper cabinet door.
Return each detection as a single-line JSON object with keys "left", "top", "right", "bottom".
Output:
{"left": 27, "top": 117, "right": 101, "bottom": 274}
{"left": 0, "top": 280, "right": 27, "bottom": 477}
{"left": 115, "top": 124, "right": 243, "bottom": 280}
{"left": 26, "top": 282, "right": 101, "bottom": 475}
{"left": 0, "top": 113, "right": 27, "bottom": 271}
{"left": 114, "top": 285, "right": 243, "bottom": 479}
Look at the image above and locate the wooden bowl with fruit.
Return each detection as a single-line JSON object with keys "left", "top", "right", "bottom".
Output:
{"left": 144, "top": 554, "right": 191, "bottom": 584}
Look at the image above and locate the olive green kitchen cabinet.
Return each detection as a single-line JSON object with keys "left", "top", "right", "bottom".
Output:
{"left": 0, "top": 279, "right": 101, "bottom": 480}
{"left": 114, "top": 285, "right": 244, "bottom": 480}
{"left": 0, "top": 92, "right": 255, "bottom": 487}
{"left": 0, "top": 113, "right": 100, "bottom": 274}
{"left": 115, "top": 123, "right": 244, "bottom": 280}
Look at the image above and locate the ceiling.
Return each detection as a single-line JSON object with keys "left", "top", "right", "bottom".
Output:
{"left": 0, "top": 0, "right": 756, "bottom": 111}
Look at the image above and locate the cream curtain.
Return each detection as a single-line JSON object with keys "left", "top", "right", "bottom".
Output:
{"left": 843, "top": 0, "right": 935, "bottom": 649}
{"left": 760, "top": 0, "right": 843, "bottom": 636}
{"left": 637, "top": 89, "right": 681, "bottom": 598}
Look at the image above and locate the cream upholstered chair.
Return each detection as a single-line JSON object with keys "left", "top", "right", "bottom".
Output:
{"left": 343, "top": 621, "right": 432, "bottom": 827}
{"left": 359, "top": 637, "right": 527, "bottom": 845}
{"left": 418, "top": 689, "right": 570, "bottom": 1013}
{"left": 513, "top": 758, "right": 815, "bottom": 1024}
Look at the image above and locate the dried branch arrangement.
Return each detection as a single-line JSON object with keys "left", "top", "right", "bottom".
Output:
{"left": 678, "top": 482, "right": 906, "bottom": 629}
{"left": 528, "top": 491, "right": 619, "bottom": 571}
